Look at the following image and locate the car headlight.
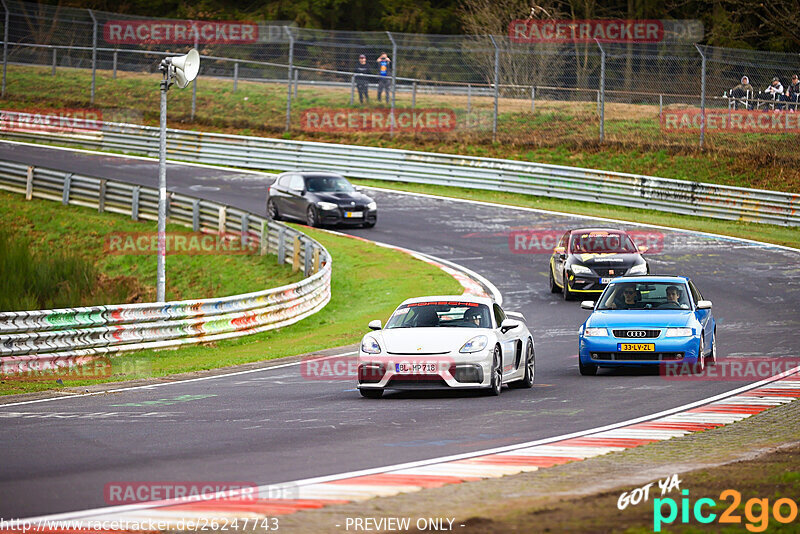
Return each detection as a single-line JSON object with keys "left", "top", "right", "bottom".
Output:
{"left": 460, "top": 335, "right": 488, "bottom": 353}
{"left": 361, "top": 336, "right": 381, "bottom": 354}
{"left": 627, "top": 263, "right": 647, "bottom": 275}
{"left": 583, "top": 328, "right": 608, "bottom": 337}
{"left": 317, "top": 201, "right": 338, "bottom": 211}
{"left": 665, "top": 327, "right": 693, "bottom": 337}
{"left": 570, "top": 264, "right": 592, "bottom": 275}
{"left": 367, "top": 201, "right": 377, "bottom": 210}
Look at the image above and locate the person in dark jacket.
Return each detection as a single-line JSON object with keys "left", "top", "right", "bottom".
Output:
{"left": 376, "top": 52, "right": 391, "bottom": 104}
{"left": 786, "top": 74, "right": 800, "bottom": 111}
{"left": 354, "top": 54, "right": 369, "bottom": 104}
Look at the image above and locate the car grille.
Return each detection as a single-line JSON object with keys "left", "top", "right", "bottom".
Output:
{"left": 591, "top": 352, "right": 683, "bottom": 361}
{"left": 387, "top": 351, "right": 449, "bottom": 356}
{"left": 388, "top": 376, "right": 449, "bottom": 388}
{"left": 613, "top": 329, "right": 661, "bottom": 339}
{"left": 593, "top": 268, "right": 623, "bottom": 277}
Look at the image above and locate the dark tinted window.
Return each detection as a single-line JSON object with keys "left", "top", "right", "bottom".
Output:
{"left": 493, "top": 304, "right": 506, "bottom": 327}
{"left": 385, "top": 302, "right": 491, "bottom": 329}
{"left": 305, "top": 175, "right": 355, "bottom": 193}
{"left": 570, "top": 231, "right": 636, "bottom": 253}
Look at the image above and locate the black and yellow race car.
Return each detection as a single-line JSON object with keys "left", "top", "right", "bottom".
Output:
{"left": 549, "top": 228, "right": 649, "bottom": 300}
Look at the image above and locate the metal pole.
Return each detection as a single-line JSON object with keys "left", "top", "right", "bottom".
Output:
{"left": 191, "top": 35, "right": 198, "bottom": 120}
{"left": 284, "top": 26, "right": 294, "bottom": 132}
{"left": 489, "top": 35, "right": 499, "bottom": 142}
{"left": 467, "top": 84, "right": 471, "bottom": 115}
{"left": 52, "top": 48, "right": 57, "bottom": 76}
{"left": 412, "top": 81, "right": 417, "bottom": 109}
{"left": 1, "top": 0, "right": 7, "bottom": 97}
{"left": 89, "top": 10, "right": 97, "bottom": 104}
{"left": 596, "top": 39, "right": 605, "bottom": 143}
{"left": 659, "top": 94, "right": 663, "bottom": 122}
{"left": 112, "top": 50, "right": 117, "bottom": 79}
{"left": 293, "top": 68, "right": 298, "bottom": 99}
{"left": 386, "top": 31, "right": 396, "bottom": 136}
{"left": 233, "top": 61, "right": 238, "bottom": 92}
{"left": 531, "top": 86, "right": 535, "bottom": 112}
{"left": 696, "top": 44, "right": 706, "bottom": 148}
{"left": 157, "top": 66, "right": 169, "bottom": 303}
{"left": 350, "top": 74, "right": 355, "bottom": 105}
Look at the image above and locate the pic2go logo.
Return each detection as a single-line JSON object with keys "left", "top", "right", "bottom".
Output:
{"left": 654, "top": 490, "right": 799, "bottom": 532}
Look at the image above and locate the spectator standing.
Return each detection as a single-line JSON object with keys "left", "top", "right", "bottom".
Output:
{"left": 786, "top": 74, "right": 800, "bottom": 110}
{"left": 376, "top": 52, "right": 391, "bottom": 104}
{"left": 354, "top": 54, "right": 369, "bottom": 104}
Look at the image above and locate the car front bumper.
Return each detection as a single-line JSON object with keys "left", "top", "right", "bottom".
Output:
{"left": 357, "top": 350, "right": 493, "bottom": 390}
{"left": 318, "top": 207, "right": 377, "bottom": 226}
{"left": 579, "top": 335, "right": 701, "bottom": 367}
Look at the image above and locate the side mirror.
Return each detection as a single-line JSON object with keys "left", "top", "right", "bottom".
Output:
{"left": 580, "top": 300, "right": 595, "bottom": 310}
{"left": 500, "top": 318, "right": 520, "bottom": 333}
{"left": 368, "top": 319, "right": 382, "bottom": 330}
{"left": 554, "top": 246, "right": 566, "bottom": 256}
{"left": 696, "top": 300, "right": 712, "bottom": 310}
{"left": 354, "top": 185, "right": 362, "bottom": 192}
{"left": 638, "top": 245, "right": 649, "bottom": 254}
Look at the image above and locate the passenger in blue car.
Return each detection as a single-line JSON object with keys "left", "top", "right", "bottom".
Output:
{"left": 660, "top": 285, "right": 690, "bottom": 309}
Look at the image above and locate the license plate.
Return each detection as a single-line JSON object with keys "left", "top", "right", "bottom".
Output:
{"left": 618, "top": 343, "right": 655, "bottom": 351}
{"left": 344, "top": 211, "right": 363, "bottom": 218}
{"left": 395, "top": 363, "right": 437, "bottom": 373}
{"left": 600, "top": 277, "right": 613, "bottom": 284}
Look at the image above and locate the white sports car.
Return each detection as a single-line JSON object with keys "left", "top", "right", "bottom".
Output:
{"left": 357, "top": 295, "right": 535, "bottom": 398}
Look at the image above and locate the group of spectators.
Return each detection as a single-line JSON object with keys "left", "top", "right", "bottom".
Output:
{"left": 729, "top": 74, "right": 800, "bottom": 110}
{"left": 354, "top": 53, "right": 392, "bottom": 105}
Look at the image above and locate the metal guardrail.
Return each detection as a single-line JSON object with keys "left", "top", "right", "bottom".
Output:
{"left": 0, "top": 110, "right": 796, "bottom": 226}
{"left": 0, "top": 158, "right": 332, "bottom": 369}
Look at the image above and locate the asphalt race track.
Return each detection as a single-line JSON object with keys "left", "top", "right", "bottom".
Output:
{"left": 1, "top": 141, "right": 799, "bottom": 518}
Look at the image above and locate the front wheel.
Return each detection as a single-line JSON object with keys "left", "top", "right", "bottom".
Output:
{"left": 487, "top": 346, "right": 502, "bottom": 396}
{"left": 708, "top": 328, "right": 717, "bottom": 366}
{"left": 359, "top": 388, "right": 383, "bottom": 399}
{"left": 510, "top": 342, "right": 534, "bottom": 389}
{"left": 694, "top": 335, "right": 706, "bottom": 374}
{"left": 306, "top": 206, "right": 319, "bottom": 228}
{"left": 563, "top": 272, "right": 574, "bottom": 301}
{"left": 579, "top": 358, "right": 597, "bottom": 376}
{"left": 267, "top": 199, "right": 281, "bottom": 221}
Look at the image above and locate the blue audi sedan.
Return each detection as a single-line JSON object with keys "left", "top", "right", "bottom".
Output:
{"left": 577, "top": 276, "right": 716, "bottom": 376}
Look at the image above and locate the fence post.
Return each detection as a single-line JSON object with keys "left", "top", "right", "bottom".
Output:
{"left": 233, "top": 61, "right": 238, "bottom": 92}
{"left": 284, "top": 26, "right": 294, "bottom": 133}
{"left": 2, "top": 0, "right": 10, "bottom": 97}
{"left": 292, "top": 236, "right": 301, "bottom": 273}
{"left": 191, "top": 35, "right": 198, "bottom": 120}
{"left": 191, "top": 198, "right": 200, "bottom": 230}
{"left": 412, "top": 80, "right": 417, "bottom": 109}
{"left": 218, "top": 206, "right": 227, "bottom": 234}
{"left": 132, "top": 186, "right": 140, "bottom": 221}
{"left": 488, "top": 35, "right": 499, "bottom": 143}
{"left": 260, "top": 220, "right": 268, "bottom": 256}
{"left": 98, "top": 179, "right": 107, "bottom": 213}
{"left": 277, "top": 226, "right": 286, "bottom": 264}
{"left": 659, "top": 94, "right": 663, "bottom": 122}
{"left": 62, "top": 173, "right": 72, "bottom": 205}
{"left": 112, "top": 50, "right": 118, "bottom": 79}
{"left": 52, "top": 48, "right": 57, "bottom": 76}
{"left": 350, "top": 74, "right": 355, "bottom": 105}
{"left": 531, "top": 86, "right": 535, "bottom": 112}
{"left": 241, "top": 213, "right": 250, "bottom": 250}
{"left": 303, "top": 240, "right": 312, "bottom": 276}
{"left": 696, "top": 44, "right": 706, "bottom": 148}
{"left": 25, "top": 165, "right": 33, "bottom": 200}
{"left": 293, "top": 68, "right": 299, "bottom": 99}
{"left": 88, "top": 9, "right": 97, "bottom": 104}
{"left": 596, "top": 39, "right": 605, "bottom": 143}
{"left": 467, "top": 84, "right": 471, "bottom": 115}
{"left": 386, "top": 31, "right": 397, "bottom": 137}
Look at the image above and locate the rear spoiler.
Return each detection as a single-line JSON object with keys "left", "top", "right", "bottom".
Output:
{"left": 506, "top": 311, "right": 526, "bottom": 322}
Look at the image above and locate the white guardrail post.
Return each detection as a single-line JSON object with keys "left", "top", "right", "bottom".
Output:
{"left": 0, "top": 158, "right": 332, "bottom": 370}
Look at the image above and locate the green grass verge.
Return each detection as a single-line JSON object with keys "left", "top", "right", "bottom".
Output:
{"left": 351, "top": 179, "right": 800, "bottom": 250}
{"left": 0, "top": 199, "right": 463, "bottom": 396}
{"left": 2, "top": 64, "right": 798, "bottom": 192}
{"left": 1, "top": 191, "right": 303, "bottom": 304}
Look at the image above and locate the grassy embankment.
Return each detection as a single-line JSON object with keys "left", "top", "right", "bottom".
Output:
{"left": 0, "top": 191, "right": 462, "bottom": 395}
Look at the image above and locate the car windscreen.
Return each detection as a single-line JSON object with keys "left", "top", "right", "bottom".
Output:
{"left": 385, "top": 302, "right": 492, "bottom": 329}
{"left": 596, "top": 282, "right": 692, "bottom": 310}
{"left": 305, "top": 176, "right": 355, "bottom": 193}
{"left": 570, "top": 232, "right": 637, "bottom": 253}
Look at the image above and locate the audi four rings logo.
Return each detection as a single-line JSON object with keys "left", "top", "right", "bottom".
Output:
{"left": 626, "top": 330, "right": 648, "bottom": 338}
